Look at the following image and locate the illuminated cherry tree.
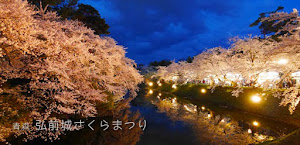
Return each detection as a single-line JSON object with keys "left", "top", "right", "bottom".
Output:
{"left": 0, "top": 0, "right": 143, "bottom": 142}
{"left": 155, "top": 10, "right": 300, "bottom": 114}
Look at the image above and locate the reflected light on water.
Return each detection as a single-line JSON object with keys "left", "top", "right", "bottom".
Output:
{"left": 149, "top": 93, "right": 282, "bottom": 144}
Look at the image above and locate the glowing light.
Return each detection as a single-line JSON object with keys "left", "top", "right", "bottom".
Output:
{"left": 158, "top": 93, "right": 162, "bottom": 96}
{"left": 251, "top": 95, "right": 261, "bottom": 103}
{"left": 172, "top": 84, "right": 177, "bottom": 89}
{"left": 253, "top": 121, "right": 259, "bottom": 126}
{"left": 200, "top": 88, "right": 206, "bottom": 93}
{"left": 183, "top": 105, "right": 191, "bottom": 112}
{"left": 148, "top": 82, "right": 153, "bottom": 86}
{"left": 158, "top": 83, "right": 162, "bottom": 86}
{"left": 221, "top": 119, "right": 225, "bottom": 123}
{"left": 257, "top": 72, "right": 280, "bottom": 85}
{"left": 172, "top": 98, "right": 176, "bottom": 104}
{"left": 172, "top": 76, "right": 178, "bottom": 81}
{"left": 148, "top": 89, "right": 153, "bottom": 94}
{"left": 291, "top": 71, "right": 300, "bottom": 82}
{"left": 183, "top": 104, "right": 197, "bottom": 112}
{"left": 277, "top": 59, "right": 288, "bottom": 65}
{"left": 248, "top": 129, "right": 252, "bottom": 134}
{"left": 201, "top": 106, "right": 205, "bottom": 110}
{"left": 214, "top": 79, "right": 219, "bottom": 84}
{"left": 257, "top": 134, "right": 267, "bottom": 140}
{"left": 291, "top": 71, "right": 300, "bottom": 78}
{"left": 207, "top": 114, "right": 211, "bottom": 118}
{"left": 225, "top": 81, "right": 232, "bottom": 86}
{"left": 226, "top": 73, "right": 243, "bottom": 82}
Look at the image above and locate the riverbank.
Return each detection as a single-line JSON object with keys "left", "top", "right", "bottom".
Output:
{"left": 147, "top": 82, "right": 300, "bottom": 127}
{"left": 258, "top": 128, "right": 300, "bottom": 145}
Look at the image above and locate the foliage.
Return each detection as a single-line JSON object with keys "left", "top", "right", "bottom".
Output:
{"left": 178, "top": 56, "right": 194, "bottom": 63}
{"left": 149, "top": 59, "right": 172, "bottom": 67}
{"left": 250, "top": 6, "right": 299, "bottom": 40}
{"left": 155, "top": 9, "right": 300, "bottom": 114}
{"left": 28, "top": 0, "right": 110, "bottom": 35}
{"left": 186, "top": 56, "right": 193, "bottom": 63}
{"left": 0, "top": 0, "right": 143, "bottom": 142}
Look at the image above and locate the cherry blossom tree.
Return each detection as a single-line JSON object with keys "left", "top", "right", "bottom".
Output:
{"left": 0, "top": 0, "right": 143, "bottom": 142}
{"left": 154, "top": 9, "right": 300, "bottom": 114}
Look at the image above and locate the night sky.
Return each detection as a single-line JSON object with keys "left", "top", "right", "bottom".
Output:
{"left": 80, "top": 0, "right": 300, "bottom": 65}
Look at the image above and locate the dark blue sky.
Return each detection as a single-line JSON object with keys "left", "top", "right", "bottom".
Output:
{"left": 80, "top": 0, "right": 300, "bottom": 65}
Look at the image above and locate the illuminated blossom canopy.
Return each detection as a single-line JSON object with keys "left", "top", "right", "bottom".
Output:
{"left": 155, "top": 10, "right": 300, "bottom": 114}
{"left": 0, "top": 0, "right": 143, "bottom": 141}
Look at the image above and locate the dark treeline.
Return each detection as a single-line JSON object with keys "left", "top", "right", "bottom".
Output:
{"left": 28, "top": 0, "right": 109, "bottom": 35}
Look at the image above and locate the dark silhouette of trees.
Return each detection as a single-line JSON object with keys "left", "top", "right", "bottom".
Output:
{"left": 179, "top": 56, "right": 194, "bottom": 63}
{"left": 186, "top": 56, "right": 193, "bottom": 63}
{"left": 149, "top": 60, "right": 172, "bottom": 67}
{"left": 250, "top": 6, "right": 298, "bottom": 41}
{"left": 28, "top": 0, "right": 109, "bottom": 35}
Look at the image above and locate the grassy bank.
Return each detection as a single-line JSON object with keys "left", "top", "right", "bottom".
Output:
{"left": 258, "top": 128, "right": 300, "bottom": 145}
{"left": 147, "top": 82, "right": 300, "bottom": 127}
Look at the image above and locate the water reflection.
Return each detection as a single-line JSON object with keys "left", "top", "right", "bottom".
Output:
{"left": 0, "top": 97, "right": 144, "bottom": 145}
{"left": 145, "top": 90, "right": 297, "bottom": 145}
{"left": 1, "top": 87, "right": 298, "bottom": 145}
